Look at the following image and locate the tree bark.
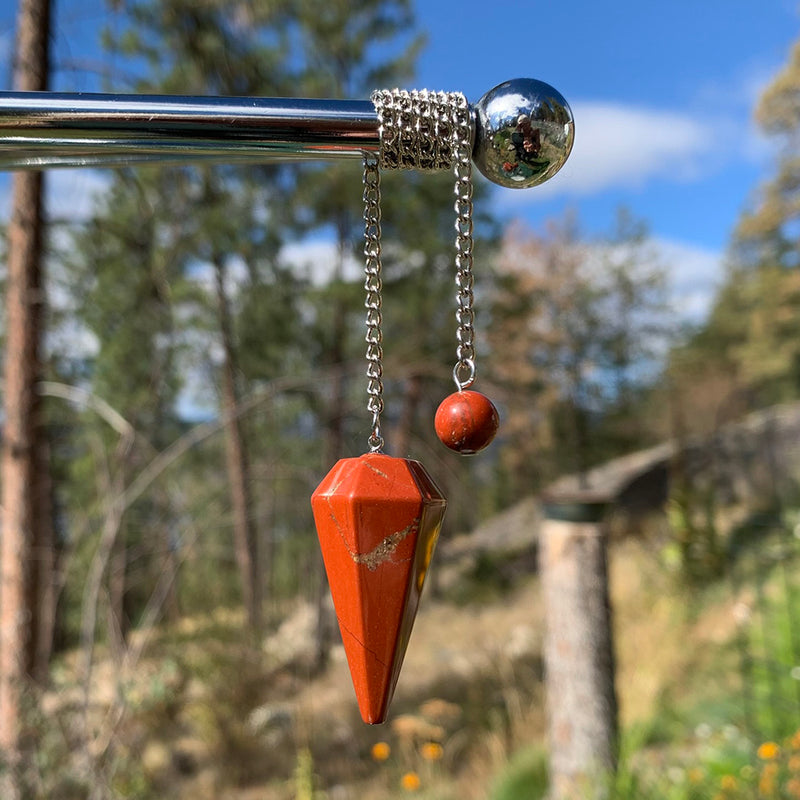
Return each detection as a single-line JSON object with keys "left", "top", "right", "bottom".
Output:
{"left": 393, "top": 373, "right": 422, "bottom": 458}
{"left": 213, "top": 257, "right": 262, "bottom": 633}
{"left": 30, "top": 435, "right": 56, "bottom": 682}
{"left": 540, "top": 516, "right": 618, "bottom": 800}
{"left": 313, "top": 220, "right": 348, "bottom": 672}
{"left": 0, "top": 0, "right": 51, "bottom": 791}
{"left": 108, "top": 511, "right": 129, "bottom": 645}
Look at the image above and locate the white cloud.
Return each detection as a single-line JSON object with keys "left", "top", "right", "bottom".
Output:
{"left": 278, "top": 231, "right": 724, "bottom": 323}
{"left": 0, "top": 169, "right": 111, "bottom": 223}
{"left": 280, "top": 239, "right": 361, "bottom": 285}
{"left": 504, "top": 231, "right": 724, "bottom": 326}
{"left": 654, "top": 237, "right": 725, "bottom": 322}
{"left": 497, "top": 100, "right": 751, "bottom": 201}
{"left": 185, "top": 253, "right": 251, "bottom": 300}
{"left": 541, "top": 102, "right": 712, "bottom": 196}
{"left": 46, "top": 169, "right": 111, "bottom": 222}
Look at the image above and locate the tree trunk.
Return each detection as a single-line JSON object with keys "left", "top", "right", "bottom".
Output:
{"left": 0, "top": 0, "right": 51, "bottom": 791}
{"left": 162, "top": 538, "right": 182, "bottom": 623}
{"left": 540, "top": 515, "right": 618, "bottom": 800}
{"left": 393, "top": 373, "right": 422, "bottom": 458}
{"left": 313, "top": 334, "right": 346, "bottom": 673}
{"left": 213, "top": 257, "right": 262, "bottom": 633}
{"left": 108, "top": 513, "right": 129, "bottom": 645}
{"left": 30, "top": 435, "right": 56, "bottom": 682}
{"left": 314, "top": 221, "right": 348, "bottom": 671}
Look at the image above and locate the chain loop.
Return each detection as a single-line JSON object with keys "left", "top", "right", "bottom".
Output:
{"left": 451, "top": 94, "right": 476, "bottom": 390}
{"left": 363, "top": 156, "right": 384, "bottom": 453}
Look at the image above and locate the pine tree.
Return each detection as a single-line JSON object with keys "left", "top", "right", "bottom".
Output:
{"left": 66, "top": 168, "right": 185, "bottom": 643}
{"left": 672, "top": 36, "right": 800, "bottom": 420}
{"left": 101, "top": 0, "right": 300, "bottom": 632}
{"left": 287, "top": 0, "right": 425, "bottom": 461}
{"left": 0, "top": 0, "right": 52, "bottom": 793}
{"left": 737, "top": 39, "right": 800, "bottom": 268}
{"left": 489, "top": 211, "right": 669, "bottom": 499}
{"left": 278, "top": 0, "right": 431, "bottom": 666}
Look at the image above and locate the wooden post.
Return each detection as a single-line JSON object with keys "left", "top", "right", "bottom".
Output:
{"left": 540, "top": 501, "right": 618, "bottom": 800}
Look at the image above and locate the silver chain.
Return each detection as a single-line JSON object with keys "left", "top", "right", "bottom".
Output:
{"left": 372, "top": 89, "right": 476, "bottom": 390}
{"left": 364, "top": 89, "right": 476, "bottom": 449}
{"left": 451, "top": 94, "right": 476, "bottom": 390}
{"left": 363, "top": 156, "right": 384, "bottom": 453}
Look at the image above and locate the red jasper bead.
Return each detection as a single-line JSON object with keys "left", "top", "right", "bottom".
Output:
{"left": 435, "top": 390, "right": 499, "bottom": 454}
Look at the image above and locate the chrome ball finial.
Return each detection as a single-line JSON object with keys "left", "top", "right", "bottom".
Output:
{"left": 472, "top": 78, "right": 574, "bottom": 189}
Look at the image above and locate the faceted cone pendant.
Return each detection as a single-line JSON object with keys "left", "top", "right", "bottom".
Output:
{"left": 311, "top": 453, "right": 447, "bottom": 724}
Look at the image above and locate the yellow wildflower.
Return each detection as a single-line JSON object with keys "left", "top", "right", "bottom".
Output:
{"left": 789, "top": 754, "right": 800, "bottom": 772}
{"left": 686, "top": 767, "right": 703, "bottom": 784}
{"left": 401, "top": 771, "right": 421, "bottom": 791}
{"left": 371, "top": 742, "right": 391, "bottom": 762}
{"left": 793, "top": 729, "right": 800, "bottom": 750}
{"left": 720, "top": 774, "right": 737, "bottom": 790}
{"left": 764, "top": 762, "right": 779, "bottom": 776}
{"left": 759, "top": 776, "right": 775, "bottom": 796}
{"left": 759, "top": 763, "right": 778, "bottom": 796}
{"left": 788, "top": 777, "right": 800, "bottom": 798}
{"left": 758, "top": 741, "right": 781, "bottom": 760}
{"left": 421, "top": 741, "right": 444, "bottom": 761}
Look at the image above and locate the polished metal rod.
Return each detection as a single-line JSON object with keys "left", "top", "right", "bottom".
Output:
{"left": 0, "top": 80, "right": 575, "bottom": 189}
{"left": 0, "top": 91, "right": 381, "bottom": 170}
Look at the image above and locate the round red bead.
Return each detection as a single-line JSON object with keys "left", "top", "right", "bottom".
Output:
{"left": 435, "top": 390, "right": 499, "bottom": 454}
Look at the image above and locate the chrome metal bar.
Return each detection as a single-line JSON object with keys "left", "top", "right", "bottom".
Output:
{"left": 0, "top": 91, "right": 383, "bottom": 170}
{"left": 0, "top": 80, "right": 576, "bottom": 190}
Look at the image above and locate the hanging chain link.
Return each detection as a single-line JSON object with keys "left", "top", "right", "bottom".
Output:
{"left": 363, "top": 156, "right": 384, "bottom": 453}
{"left": 372, "top": 88, "right": 476, "bottom": 391}
{"left": 364, "top": 89, "right": 476, "bottom": 449}
{"left": 451, "top": 94, "right": 476, "bottom": 390}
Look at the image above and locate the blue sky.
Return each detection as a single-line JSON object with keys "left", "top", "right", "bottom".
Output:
{"left": 412, "top": 0, "right": 799, "bottom": 318}
{"left": 416, "top": 1, "right": 796, "bottom": 242}
{"left": 1, "top": 0, "right": 798, "bottom": 319}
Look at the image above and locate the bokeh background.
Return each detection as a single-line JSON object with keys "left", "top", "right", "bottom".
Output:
{"left": 1, "top": 1, "right": 800, "bottom": 798}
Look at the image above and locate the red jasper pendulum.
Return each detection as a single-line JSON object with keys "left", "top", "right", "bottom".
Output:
{"left": 311, "top": 452, "right": 446, "bottom": 724}
{"left": 311, "top": 107, "right": 451, "bottom": 724}
{"left": 311, "top": 89, "right": 499, "bottom": 724}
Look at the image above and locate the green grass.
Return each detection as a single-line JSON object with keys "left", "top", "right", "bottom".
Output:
{"left": 490, "top": 747, "right": 548, "bottom": 800}
{"left": 490, "top": 515, "right": 800, "bottom": 800}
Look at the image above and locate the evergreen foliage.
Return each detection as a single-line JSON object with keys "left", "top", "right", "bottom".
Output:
{"left": 6, "top": 4, "right": 800, "bottom": 799}
{"left": 489, "top": 209, "right": 670, "bottom": 498}
{"left": 671, "top": 38, "right": 800, "bottom": 422}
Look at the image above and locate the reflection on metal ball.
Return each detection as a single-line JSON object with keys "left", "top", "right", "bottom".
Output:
{"left": 472, "top": 78, "right": 574, "bottom": 190}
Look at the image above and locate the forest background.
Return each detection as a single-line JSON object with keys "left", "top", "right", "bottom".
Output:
{"left": 2, "top": 0, "right": 800, "bottom": 798}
